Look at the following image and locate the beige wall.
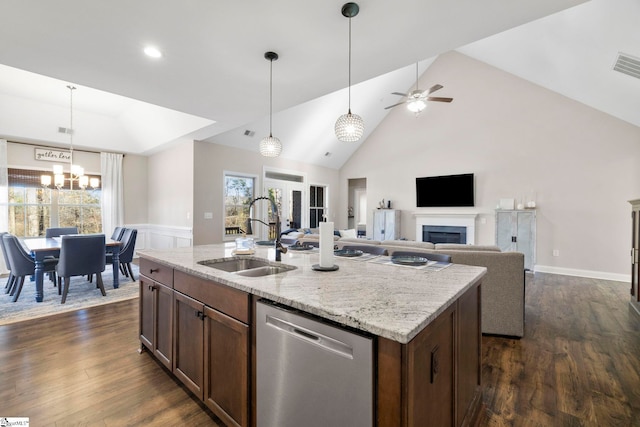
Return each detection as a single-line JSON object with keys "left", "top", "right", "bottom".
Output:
{"left": 122, "top": 153, "right": 148, "bottom": 225}
{"left": 340, "top": 51, "right": 640, "bottom": 279}
{"left": 146, "top": 139, "right": 194, "bottom": 228}
{"left": 193, "top": 141, "right": 340, "bottom": 245}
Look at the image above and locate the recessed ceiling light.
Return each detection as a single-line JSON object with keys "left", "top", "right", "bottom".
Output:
{"left": 144, "top": 46, "right": 162, "bottom": 58}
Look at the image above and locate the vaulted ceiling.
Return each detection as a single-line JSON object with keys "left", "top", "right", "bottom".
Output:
{"left": 1, "top": 0, "right": 636, "bottom": 169}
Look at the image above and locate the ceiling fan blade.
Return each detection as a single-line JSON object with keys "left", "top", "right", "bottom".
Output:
{"left": 384, "top": 101, "right": 408, "bottom": 110}
{"left": 427, "top": 96, "right": 453, "bottom": 103}
{"left": 427, "top": 84, "right": 443, "bottom": 95}
{"left": 391, "top": 92, "right": 409, "bottom": 97}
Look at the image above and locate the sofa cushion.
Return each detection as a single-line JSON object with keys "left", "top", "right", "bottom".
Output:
{"left": 435, "top": 243, "right": 501, "bottom": 252}
{"left": 383, "top": 240, "right": 436, "bottom": 250}
{"left": 339, "top": 237, "right": 381, "bottom": 245}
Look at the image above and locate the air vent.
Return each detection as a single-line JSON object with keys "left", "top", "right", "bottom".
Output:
{"left": 244, "top": 130, "right": 255, "bottom": 137}
{"left": 58, "top": 126, "right": 73, "bottom": 134}
{"left": 613, "top": 52, "right": 640, "bottom": 80}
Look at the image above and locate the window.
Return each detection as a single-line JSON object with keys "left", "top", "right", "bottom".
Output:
{"left": 7, "top": 168, "right": 102, "bottom": 237}
{"left": 309, "top": 185, "right": 325, "bottom": 229}
{"left": 224, "top": 173, "right": 256, "bottom": 236}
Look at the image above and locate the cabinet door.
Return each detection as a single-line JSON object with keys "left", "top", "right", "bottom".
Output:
{"left": 495, "top": 211, "right": 515, "bottom": 252}
{"left": 203, "top": 306, "right": 250, "bottom": 427}
{"left": 373, "top": 210, "right": 384, "bottom": 241}
{"left": 173, "top": 292, "right": 204, "bottom": 399}
{"left": 457, "top": 283, "right": 481, "bottom": 426}
{"left": 154, "top": 282, "right": 173, "bottom": 369}
{"left": 139, "top": 278, "right": 154, "bottom": 351}
{"left": 515, "top": 212, "right": 535, "bottom": 271}
{"left": 406, "top": 304, "right": 455, "bottom": 427}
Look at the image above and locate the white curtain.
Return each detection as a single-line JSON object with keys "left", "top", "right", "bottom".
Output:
{"left": 100, "top": 152, "right": 124, "bottom": 236}
{"left": 0, "top": 139, "right": 9, "bottom": 273}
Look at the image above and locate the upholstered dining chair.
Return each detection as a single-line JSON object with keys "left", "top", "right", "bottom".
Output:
{"left": 45, "top": 227, "right": 79, "bottom": 238}
{"left": 111, "top": 226, "right": 125, "bottom": 241}
{"left": 0, "top": 231, "right": 16, "bottom": 294}
{"left": 56, "top": 234, "right": 106, "bottom": 304}
{"left": 341, "top": 244, "right": 389, "bottom": 256}
{"left": 390, "top": 250, "right": 452, "bottom": 263}
{"left": 2, "top": 234, "right": 58, "bottom": 302}
{"left": 107, "top": 228, "right": 137, "bottom": 281}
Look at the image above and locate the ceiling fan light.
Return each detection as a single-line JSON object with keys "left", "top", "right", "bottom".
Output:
{"left": 335, "top": 112, "right": 364, "bottom": 142}
{"left": 259, "top": 135, "right": 282, "bottom": 157}
{"left": 407, "top": 100, "right": 427, "bottom": 113}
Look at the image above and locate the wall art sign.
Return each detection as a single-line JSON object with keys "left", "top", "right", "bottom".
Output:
{"left": 34, "top": 148, "right": 71, "bottom": 163}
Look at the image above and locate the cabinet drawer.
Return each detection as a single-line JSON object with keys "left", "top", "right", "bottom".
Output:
{"left": 140, "top": 258, "right": 174, "bottom": 287}
{"left": 174, "top": 270, "right": 249, "bottom": 324}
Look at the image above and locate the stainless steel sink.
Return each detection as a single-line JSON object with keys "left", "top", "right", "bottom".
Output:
{"left": 198, "top": 257, "right": 273, "bottom": 272}
{"left": 235, "top": 265, "right": 296, "bottom": 277}
{"left": 197, "top": 257, "right": 296, "bottom": 277}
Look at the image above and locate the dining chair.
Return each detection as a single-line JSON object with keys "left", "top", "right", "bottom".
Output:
{"left": 56, "top": 234, "right": 106, "bottom": 304}
{"left": 111, "top": 226, "right": 125, "bottom": 241}
{"left": 341, "top": 244, "right": 389, "bottom": 256}
{"left": 107, "top": 228, "right": 137, "bottom": 281}
{"left": 0, "top": 231, "right": 16, "bottom": 294}
{"left": 45, "top": 227, "right": 79, "bottom": 238}
{"left": 390, "top": 250, "right": 452, "bottom": 263}
{"left": 2, "top": 234, "right": 58, "bottom": 302}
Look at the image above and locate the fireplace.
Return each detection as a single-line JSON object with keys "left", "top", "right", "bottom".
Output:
{"left": 414, "top": 213, "right": 477, "bottom": 244}
{"left": 423, "top": 225, "right": 467, "bottom": 244}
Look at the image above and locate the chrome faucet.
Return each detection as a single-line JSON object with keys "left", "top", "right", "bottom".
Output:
{"left": 246, "top": 196, "right": 287, "bottom": 261}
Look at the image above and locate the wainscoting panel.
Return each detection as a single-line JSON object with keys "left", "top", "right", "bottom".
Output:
{"left": 126, "top": 224, "right": 193, "bottom": 255}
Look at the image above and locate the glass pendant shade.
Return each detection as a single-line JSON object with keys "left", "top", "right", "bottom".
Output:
{"left": 259, "top": 135, "right": 282, "bottom": 157}
{"left": 335, "top": 3, "right": 363, "bottom": 143}
{"left": 335, "top": 111, "right": 364, "bottom": 142}
{"left": 407, "top": 99, "right": 427, "bottom": 113}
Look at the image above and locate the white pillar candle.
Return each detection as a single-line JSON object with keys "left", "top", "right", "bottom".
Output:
{"left": 319, "top": 222, "right": 335, "bottom": 268}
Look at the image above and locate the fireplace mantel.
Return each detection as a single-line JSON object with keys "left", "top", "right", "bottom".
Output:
{"left": 414, "top": 212, "right": 478, "bottom": 244}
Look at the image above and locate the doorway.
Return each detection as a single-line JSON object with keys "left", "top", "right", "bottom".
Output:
{"left": 348, "top": 178, "right": 367, "bottom": 237}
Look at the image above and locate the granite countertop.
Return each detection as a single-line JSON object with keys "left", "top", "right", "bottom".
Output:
{"left": 138, "top": 243, "right": 486, "bottom": 344}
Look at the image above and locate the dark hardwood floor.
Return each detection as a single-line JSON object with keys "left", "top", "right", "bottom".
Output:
{"left": 1, "top": 272, "right": 639, "bottom": 426}
{"left": 478, "top": 273, "right": 640, "bottom": 427}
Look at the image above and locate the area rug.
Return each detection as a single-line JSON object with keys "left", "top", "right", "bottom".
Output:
{"left": 0, "top": 265, "right": 140, "bottom": 326}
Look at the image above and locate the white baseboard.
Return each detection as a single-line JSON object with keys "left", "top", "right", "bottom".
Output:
{"left": 534, "top": 264, "right": 630, "bottom": 283}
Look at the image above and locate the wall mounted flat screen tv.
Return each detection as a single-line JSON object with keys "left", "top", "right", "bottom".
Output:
{"left": 416, "top": 173, "right": 474, "bottom": 207}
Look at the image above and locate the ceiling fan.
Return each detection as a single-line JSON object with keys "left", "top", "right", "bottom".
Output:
{"left": 385, "top": 62, "right": 453, "bottom": 114}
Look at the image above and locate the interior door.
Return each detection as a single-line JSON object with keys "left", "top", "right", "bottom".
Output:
{"left": 264, "top": 180, "right": 306, "bottom": 239}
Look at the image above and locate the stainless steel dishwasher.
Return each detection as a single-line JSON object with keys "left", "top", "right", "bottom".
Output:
{"left": 256, "top": 300, "right": 374, "bottom": 427}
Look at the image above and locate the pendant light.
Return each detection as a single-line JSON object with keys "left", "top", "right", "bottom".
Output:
{"left": 335, "top": 2, "right": 364, "bottom": 142}
{"left": 259, "top": 51, "right": 282, "bottom": 157}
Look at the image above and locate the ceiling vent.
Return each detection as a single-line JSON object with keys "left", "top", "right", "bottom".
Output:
{"left": 613, "top": 52, "right": 640, "bottom": 80}
{"left": 58, "top": 126, "right": 73, "bottom": 134}
{"left": 243, "top": 130, "right": 255, "bottom": 137}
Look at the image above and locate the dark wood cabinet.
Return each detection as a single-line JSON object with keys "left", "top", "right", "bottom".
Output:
{"left": 139, "top": 270, "right": 174, "bottom": 370}
{"left": 173, "top": 292, "right": 205, "bottom": 398}
{"left": 204, "top": 305, "right": 250, "bottom": 427}
{"left": 377, "top": 281, "right": 482, "bottom": 427}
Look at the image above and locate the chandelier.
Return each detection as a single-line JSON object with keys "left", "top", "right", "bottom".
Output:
{"left": 41, "top": 85, "right": 99, "bottom": 190}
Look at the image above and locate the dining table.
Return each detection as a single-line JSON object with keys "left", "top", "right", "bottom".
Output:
{"left": 21, "top": 236, "right": 122, "bottom": 303}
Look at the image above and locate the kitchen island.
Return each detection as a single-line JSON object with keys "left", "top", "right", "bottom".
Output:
{"left": 137, "top": 243, "right": 486, "bottom": 427}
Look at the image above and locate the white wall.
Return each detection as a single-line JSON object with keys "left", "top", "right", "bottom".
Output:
{"left": 193, "top": 141, "right": 340, "bottom": 245}
{"left": 339, "top": 51, "right": 640, "bottom": 280}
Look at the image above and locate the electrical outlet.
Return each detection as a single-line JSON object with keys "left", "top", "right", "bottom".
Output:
{"left": 553, "top": 249, "right": 560, "bottom": 257}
